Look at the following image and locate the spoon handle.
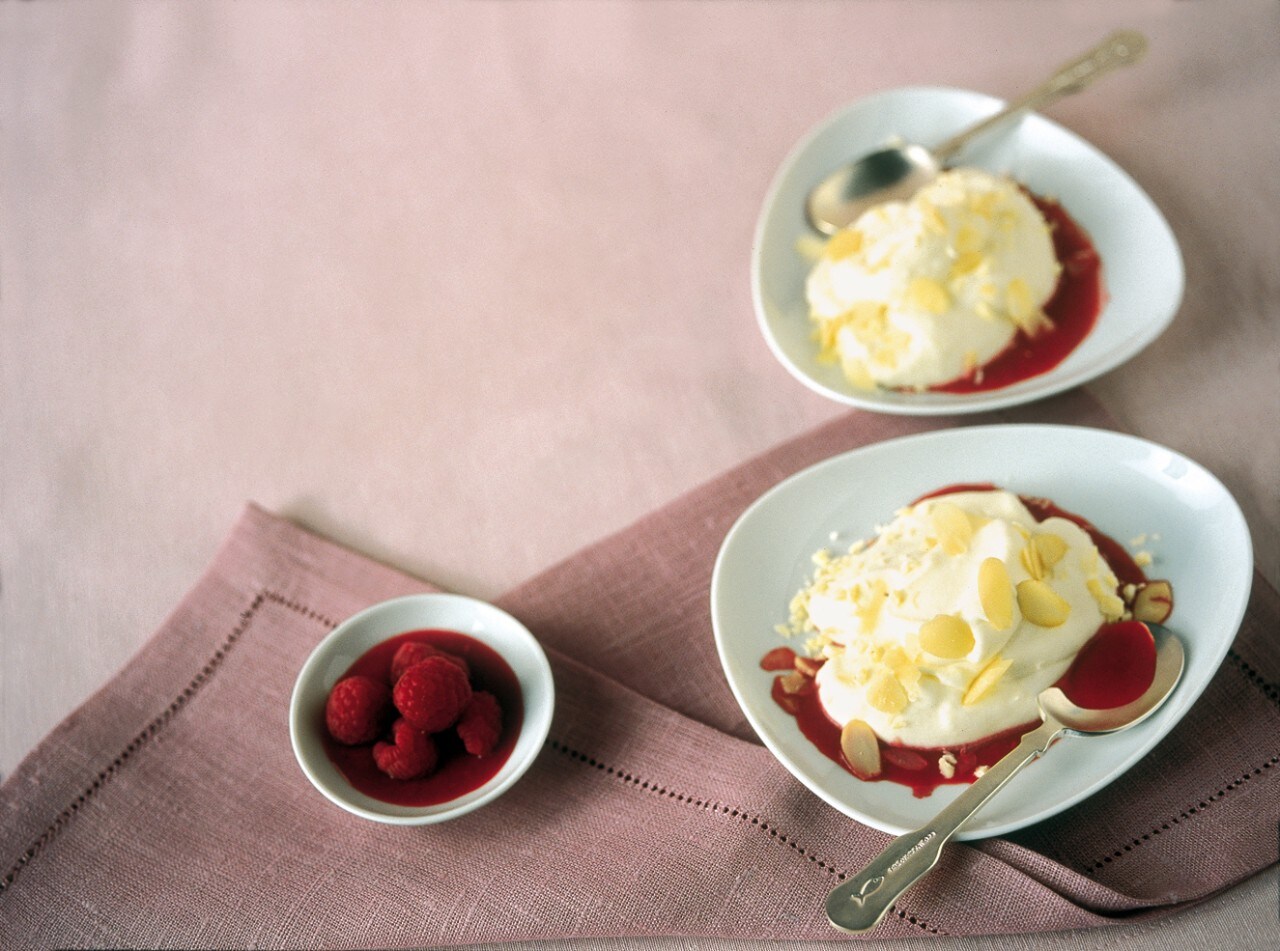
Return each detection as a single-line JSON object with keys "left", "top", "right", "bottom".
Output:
{"left": 826, "top": 718, "right": 1065, "bottom": 934}
{"left": 932, "top": 29, "right": 1148, "bottom": 164}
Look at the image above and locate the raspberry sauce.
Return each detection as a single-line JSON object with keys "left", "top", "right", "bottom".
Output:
{"left": 766, "top": 486, "right": 1154, "bottom": 797}
{"left": 932, "top": 194, "right": 1104, "bottom": 394}
{"left": 321, "top": 629, "right": 523, "bottom": 807}
{"left": 1058, "top": 620, "right": 1156, "bottom": 710}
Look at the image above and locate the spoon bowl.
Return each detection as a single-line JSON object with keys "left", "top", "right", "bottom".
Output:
{"left": 826, "top": 623, "right": 1184, "bottom": 934}
{"left": 806, "top": 30, "right": 1147, "bottom": 235}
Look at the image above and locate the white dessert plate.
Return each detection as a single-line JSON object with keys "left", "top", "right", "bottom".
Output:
{"left": 711, "top": 425, "right": 1251, "bottom": 839}
{"left": 290, "top": 593, "right": 554, "bottom": 825}
{"left": 752, "top": 86, "right": 1184, "bottom": 414}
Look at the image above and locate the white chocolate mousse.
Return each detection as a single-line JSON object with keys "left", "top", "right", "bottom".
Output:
{"left": 785, "top": 489, "right": 1124, "bottom": 749}
{"left": 805, "top": 168, "right": 1061, "bottom": 390}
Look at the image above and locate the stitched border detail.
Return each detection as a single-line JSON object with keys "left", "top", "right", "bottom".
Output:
{"left": 1078, "top": 653, "right": 1280, "bottom": 876}
{"left": 1226, "top": 648, "right": 1280, "bottom": 709}
{"left": 548, "top": 739, "right": 946, "bottom": 936}
{"left": 1083, "top": 755, "right": 1280, "bottom": 876}
{"left": 0, "top": 589, "right": 335, "bottom": 894}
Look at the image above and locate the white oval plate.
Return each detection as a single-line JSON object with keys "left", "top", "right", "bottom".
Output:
{"left": 752, "top": 87, "right": 1184, "bottom": 414}
{"left": 290, "top": 593, "right": 554, "bottom": 825}
{"left": 711, "top": 425, "right": 1251, "bottom": 838}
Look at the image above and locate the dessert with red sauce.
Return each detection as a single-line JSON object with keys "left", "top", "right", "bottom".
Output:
{"left": 321, "top": 628, "right": 523, "bottom": 807}
{"left": 765, "top": 486, "right": 1172, "bottom": 797}
{"left": 805, "top": 167, "right": 1103, "bottom": 394}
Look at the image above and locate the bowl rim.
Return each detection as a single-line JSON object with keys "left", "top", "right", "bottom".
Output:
{"left": 289, "top": 592, "right": 555, "bottom": 824}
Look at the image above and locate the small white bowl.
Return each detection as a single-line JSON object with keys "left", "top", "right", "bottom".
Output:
{"left": 290, "top": 593, "right": 554, "bottom": 824}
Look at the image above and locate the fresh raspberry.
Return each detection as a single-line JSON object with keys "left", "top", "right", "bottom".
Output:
{"left": 324, "top": 675, "right": 392, "bottom": 745}
{"left": 389, "top": 641, "right": 470, "bottom": 684}
{"left": 372, "top": 718, "right": 439, "bottom": 780}
{"left": 456, "top": 691, "right": 503, "bottom": 756}
{"left": 392, "top": 656, "right": 472, "bottom": 732}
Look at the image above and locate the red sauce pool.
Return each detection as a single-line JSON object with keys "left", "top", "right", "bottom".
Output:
{"left": 321, "top": 629, "right": 523, "bottom": 806}
{"left": 766, "top": 486, "right": 1154, "bottom": 797}
{"left": 931, "top": 193, "right": 1104, "bottom": 394}
{"left": 1058, "top": 620, "right": 1156, "bottom": 710}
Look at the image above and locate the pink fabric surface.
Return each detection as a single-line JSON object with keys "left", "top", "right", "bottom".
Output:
{"left": 2, "top": 392, "right": 1277, "bottom": 948}
{"left": 3, "top": 2, "right": 1278, "bottom": 948}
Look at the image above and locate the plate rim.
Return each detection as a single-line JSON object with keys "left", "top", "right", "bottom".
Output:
{"left": 710, "top": 423, "right": 1252, "bottom": 838}
{"left": 750, "top": 85, "right": 1185, "bottom": 415}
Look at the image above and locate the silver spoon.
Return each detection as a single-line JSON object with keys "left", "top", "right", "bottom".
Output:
{"left": 805, "top": 30, "right": 1148, "bottom": 236}
{"left": 826, "top": 623, "right": 1185, "bottom": 934}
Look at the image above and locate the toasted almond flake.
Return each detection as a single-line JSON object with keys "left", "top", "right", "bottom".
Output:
{"left": 1020, "top": 540, "right": 1045, "bottom": 580}
{"left": 778, "top": 671, "right": 807, "bottom": 694}
{"left": 794, "top": 655, "right": 824, "bottom": 677}
{"left": 1135, "top": 551, "right": 1153, "bottom": 567}
{"left": 905, "top": 275, "right": 951, "bottom": 315}
{"left": 823, "top": 228, "right": 864, "bottom": 261}
{"left": 795, "top": 234, "right": 828, "bottom": 262}
{"left": 921, "top": 202, "right": 947, "bottom": 235}
{"left": 978, "top": 557, "right": 1015, "bottom": 630}
{"left": 840, "top": 359, "right": 875, "bottom": 391}
{"left": 866, "top": 669, "right": 909, "bottom": 714}
{"left": 962, "top": 655, "right": 1013, "bottom": 706}
{"left": 954, "top": 223, "right": 985, "bottom": 254}
{"left": 930, "top": 502, "right": 973, "bottom": 555}
{"left": 882, "top": 645, "right": 909, "bottom": 669}
{"left": 1032, "top": 533, "right": 1069, "bottom": 569}
{"left": 951, "top": 250, "right": 985, "bottom": 280}
{"left": 1007, "top": 278, "right": 1035, "bottom": 319}
{"left": 938, "top": 752, "right": 958, "bottom": 779}
{"left": 1016, "top": 579, "right": 1071, "bottom": 627}
{"left": 840, "top": 719, "right": 882, "bottom": 780}
{"left": 1087, "top": 577, "right": 1126, "bottom": 620}
{"left": 919, "top": 614, "right": 975, "bottom": 659}
{"left": 855, "top": 579, "right": 889, "bottom": 633}
{"left": 1132, "top": 579, "right": 1174, "bottom": 624}
{"left": 969, "top": 191, "right": 999, "bottom": 217}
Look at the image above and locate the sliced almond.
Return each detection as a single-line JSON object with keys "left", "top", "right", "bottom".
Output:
{"left": 865, "top": 669, "right": 909, "bottom": 714}
{"left": 1016, "top": 579, "right": 1071, "bottom": 627}
{"left": 1006, "top": 277, "right": 1035, "bottom": 321}
{"left": 905, "top": 276, "right": 951, "bottom": 315}
{"left": 793, "top": 655, "right": 824, "bottom": 678}
{"left": 778, "top": 671, "right": 807, "bottom": 695}
{"left": 1032, "top": 533, "right": 1069, "bottom": 569}
{"left": 823, "top": 228, "right": 863, "bottom": 261}
{"left": 954, "top": 223, "right": 985, "bottom": 254}
{"left": 881, "top": 747, "right": 928, "bottom": 771}
{"left": 919, "top": 614, "right": 975, "bottom": 659}
{"left": 1019, "top": 540, "right": 1044, "bottom": 580}
{"left": 839, "top": 719, "right": 882, "bottom": 780}
{"left": 978, "top": 557, "right": 1014, "bottom": 630}
{"left": 962, "top": 655, "right": 1013, "bottom": 706}
{"left": 930, "top": 502, "right": 973, "bottom": 555}
{"left": 1087, "top": 577, "right": 1126, "bottom": 621}
{"left": 1131, "top": 579, "right": 1174, "bottom": 624}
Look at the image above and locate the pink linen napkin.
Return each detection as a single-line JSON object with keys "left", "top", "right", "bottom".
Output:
{"left": 2, "top": 390, "right": 1277, "bottom": 947}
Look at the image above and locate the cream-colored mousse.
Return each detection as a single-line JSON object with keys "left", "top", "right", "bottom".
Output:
{"left": 805, "top": 168, "right": 1061, "bottom": 391}
{"left": 784, "top": 489, "right": 1125, "bottom": 749}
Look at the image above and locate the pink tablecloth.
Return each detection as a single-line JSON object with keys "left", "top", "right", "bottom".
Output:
{"left": 3, "top": 393, "right": 1278, "bottom": 947}
{"left": 2, "top": 1, "right": 1277, "bottom": 948}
